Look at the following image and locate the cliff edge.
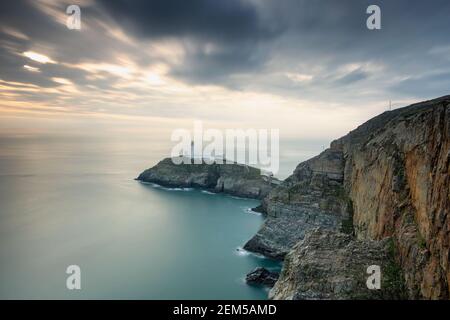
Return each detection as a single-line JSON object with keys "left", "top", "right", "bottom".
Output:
{"left": 254, "top": 95, "right": 449, "bottom": 299}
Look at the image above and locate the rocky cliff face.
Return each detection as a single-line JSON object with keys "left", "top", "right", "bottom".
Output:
{"left": 137, "top": 157, "right": 273, "bottom": 199}
{"left": 244, "top": 146, "right": 349, "bottom": 259}
{"left": 269, "top": 228, "right": 405, "bottom": 300}
{"left": 250, "top": 96, "right": 449, "bottom": 300}
{"left": 336, "top": 96, "right": 450, "bottom": 299}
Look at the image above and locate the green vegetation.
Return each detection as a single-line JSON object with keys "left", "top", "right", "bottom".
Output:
{"left": 417, "top": 232, "right": 427, "bottom": 250}
{"left": 332, "top": 185, "right": 346, "bottom": 199}
{"left": 340, "top": 199, "right": 354, "bottom": 235}
{"left": 383, "top": 238, "right": 408, "bottom": 299}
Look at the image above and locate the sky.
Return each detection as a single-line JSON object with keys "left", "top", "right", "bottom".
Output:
{"left": 0, "top": 0, "right": 450, "bottom": 169}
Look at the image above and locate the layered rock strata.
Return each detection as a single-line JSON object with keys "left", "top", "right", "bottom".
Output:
{"left": 264, "top": 96, "right": 449, "bottom": 299}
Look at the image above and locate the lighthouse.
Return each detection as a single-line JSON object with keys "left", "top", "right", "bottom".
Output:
{"left": 190, "top": 140, "right": 194, "bottom": 159}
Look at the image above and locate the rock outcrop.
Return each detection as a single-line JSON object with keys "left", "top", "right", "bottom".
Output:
{"left": 269, "top": 228, "right": 406, "bottom": 300}
{"left": 246, "top": 95, "right": 449, "bottom": 300}
{"left": 245, "top": 267, "right": 279, "bottom": 287}
{"left": 137, "top": 157, "right": 273, "bottom": 199}
{"left": 243, "top": 147, "right": 349, "bottom": 259}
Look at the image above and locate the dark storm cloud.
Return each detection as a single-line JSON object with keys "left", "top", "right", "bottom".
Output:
{"left": 96, "top": 0, "right": 283, "bottom": 83}
{"left": 170, "top": 39, "right": 272, "bottom": 84}
{"left": 0, "top": 1, "right": 61, "bottom": 40}
{"left": 96, "top": 0, "right": 281, "bottom": 42}
{"left": 92, "top": 0, "right": 450, "bottom": 96}
{"left": 392, "top": 72, "right": 450, "bottom": 99}
{"left": 0, "top": 1, "right": 63, "bottom": 87}
{"left": 236, "top": 0, "right": 450, "bottom": 101}
{"left": 0, "top": 0, "right": 142, "bottom": 64}
{"left": 334, "top": 69, "right": 369, "bottom": 86}
{"left": 0, "top": 0, "right": 449, "bottom": 109}
{"left": 0, "top": 0, "right": 147, "bottom": 95}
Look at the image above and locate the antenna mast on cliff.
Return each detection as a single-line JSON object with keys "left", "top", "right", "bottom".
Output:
{"left": 389, "top": 100, "right": 392, "bottom": 111}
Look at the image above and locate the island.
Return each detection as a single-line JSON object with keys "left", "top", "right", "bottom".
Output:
{"left": 137, "top": 157, "right": 280, "bottom": 199}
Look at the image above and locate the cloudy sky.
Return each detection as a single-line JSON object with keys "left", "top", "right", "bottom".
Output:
{"left": 0, "top": 0, "right": 449, "bottom": 152}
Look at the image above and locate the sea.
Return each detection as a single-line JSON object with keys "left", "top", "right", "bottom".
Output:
{"left": 0, "top": 134, "right": 325, "bottom": 299}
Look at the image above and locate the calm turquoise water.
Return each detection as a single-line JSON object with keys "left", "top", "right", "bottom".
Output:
{"left": 0, "top": 137, "right": 280, "bottom": 299}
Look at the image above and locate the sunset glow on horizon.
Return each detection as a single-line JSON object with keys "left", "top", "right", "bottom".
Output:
{"left": 1, "top": 0, "right": 449, "bottom": 144}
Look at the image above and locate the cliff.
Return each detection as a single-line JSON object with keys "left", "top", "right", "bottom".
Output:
{"left": 244, "top": 146, "right": 349, "bottom": 259}
{"left": 269, "top": 228, "right": 405, "bottom": 299}
{"left": 337, "top": 95, "right": 450, "bottom": 299}
{"left": 137, "top": 95, "right": 449, "bottom": 299}
{"left": 137, "top": 157, "right": 273, "bottom": 199}
{"left": 254, "top": 95, "right": 449, "bottom": 299}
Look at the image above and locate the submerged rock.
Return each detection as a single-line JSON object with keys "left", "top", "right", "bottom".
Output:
{"left": 250, "top": 204, "right": 266, "bottom": 215}
{"left": 246, "top": 267, "right": 279, "bottom": 287}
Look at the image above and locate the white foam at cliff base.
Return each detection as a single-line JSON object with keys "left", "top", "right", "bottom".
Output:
{"left": 243, "top": 207, "right": 262, "bottom": 216}
{"left": 235, "top": 247, "right": 266, "bottom": 259}
{"left": 139, "top": 181, "right": 193, "bottom": 192}
{"left": 201, "top": 190, "right": 217, "bottom": 195}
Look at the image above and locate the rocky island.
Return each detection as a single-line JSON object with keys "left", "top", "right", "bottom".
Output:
{"left": 137, "top": 157, "right": 276, "bottom": 199}
{"left": 138, "top": 95, "right": 449, "bottom": 300}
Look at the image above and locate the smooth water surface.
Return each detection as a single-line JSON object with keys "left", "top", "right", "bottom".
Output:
{"left": 0, "top": 136, "right": 280, "bottom": 299}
